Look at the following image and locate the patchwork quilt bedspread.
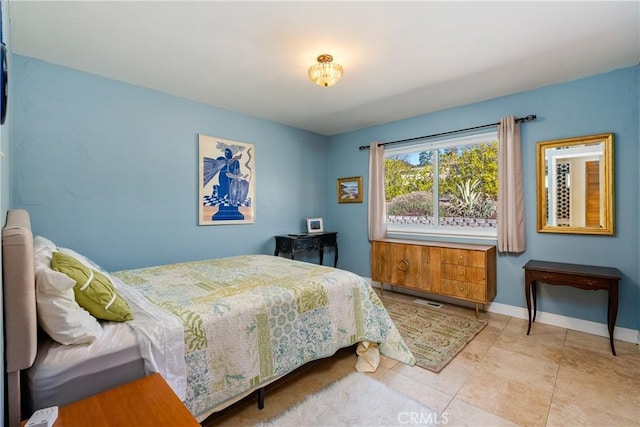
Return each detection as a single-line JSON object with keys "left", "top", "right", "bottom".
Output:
{"left": 113, "top": 254, "right": 414, "bottom": 418}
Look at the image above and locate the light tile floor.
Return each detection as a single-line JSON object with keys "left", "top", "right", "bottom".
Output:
{"left": 206, "top": 290, "right": 640, "bottom": 427}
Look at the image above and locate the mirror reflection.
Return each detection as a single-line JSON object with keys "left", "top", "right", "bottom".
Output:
{"left": 536, "top": 133, "right": 614, "bottom": 235}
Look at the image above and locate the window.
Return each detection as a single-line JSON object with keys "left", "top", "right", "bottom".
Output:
{"left": 384, "top": 132, "right": 498, "bottom": 238}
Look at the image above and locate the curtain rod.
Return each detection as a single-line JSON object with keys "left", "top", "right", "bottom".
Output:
{"left": 358, "top": 114, "right": 537, "bottom": 150}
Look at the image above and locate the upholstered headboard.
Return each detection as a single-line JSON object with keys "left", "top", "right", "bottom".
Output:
{"left": 2, "top": 209, "right": 37, "bottom": 426}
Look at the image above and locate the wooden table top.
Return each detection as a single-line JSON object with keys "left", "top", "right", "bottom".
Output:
{"left": 523, "top": 260, "right": 621, "bottom": 279}
{"left": 22, "top": 373, "right": 198, "bottom": 427}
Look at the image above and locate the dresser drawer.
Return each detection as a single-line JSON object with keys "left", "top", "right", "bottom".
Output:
{"left": 441, "top": 279, "right": 486, "bottom": 302}
{"left": 441, "top": 263, "right": 486, "bottom": 285}
{"left": 441, "top": 248, "right": 485, "bottom": 267}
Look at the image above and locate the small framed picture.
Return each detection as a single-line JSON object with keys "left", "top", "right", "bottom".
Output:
{"left": 306, "top": 217, "right": 324, "bottom": 234}
{"left": 337, "top": 176, "right": 363, "bottom": 203}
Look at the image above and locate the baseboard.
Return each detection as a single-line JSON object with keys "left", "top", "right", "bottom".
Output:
{"left": 487, "top": 301, "right": 639, "bottom": 345}
{"left": 366, "top": 278, "right": 639, "bottom": 345}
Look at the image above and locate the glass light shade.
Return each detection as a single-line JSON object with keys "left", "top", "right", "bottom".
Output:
{"left": 308, "top": 54, "right": 344, "bottom": 87}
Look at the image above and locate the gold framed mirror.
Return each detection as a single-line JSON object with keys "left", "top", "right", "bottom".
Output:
{"left": 536, "top": 133, "right": 614, "bottom": 235}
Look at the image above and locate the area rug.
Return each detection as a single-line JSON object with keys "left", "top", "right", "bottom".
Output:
{"left": 260, "top": 372, "right": 438, "bottom": 427}
{"left": 381, "top": 296, "right": 487, "bottom": 373}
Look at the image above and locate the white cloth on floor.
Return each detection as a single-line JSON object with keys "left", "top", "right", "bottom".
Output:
{"left": 355, "top": 341, "right": 380, "bottom": 372}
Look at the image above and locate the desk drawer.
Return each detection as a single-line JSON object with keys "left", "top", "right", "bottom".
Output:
{"left": 316, "top": 234, "right": 337, "bottom": 247}
{"left": 529, "top": 271, "right": 610, "bottom": 290}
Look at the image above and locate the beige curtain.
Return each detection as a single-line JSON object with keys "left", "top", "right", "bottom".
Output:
{"left": 497, "top": 116, "right": 526, "bottom": 253}
{"left": 368, "top": 142, "right": 387, "bottom": 241}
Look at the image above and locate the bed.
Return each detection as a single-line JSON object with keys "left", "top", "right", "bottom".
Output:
{"left": 2, "top": 209, "right": 415, "bottom": 425}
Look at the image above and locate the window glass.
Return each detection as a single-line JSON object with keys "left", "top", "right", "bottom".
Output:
{"left": 384, "top": 132, "right": 498, "bottom": 238}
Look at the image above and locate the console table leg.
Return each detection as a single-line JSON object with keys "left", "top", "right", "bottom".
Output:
{"left": 524, "top": 273, "right": 533, "bottom": 335}
{"left": 608, "top": 282, "right": 618, "bottom": 356}
{"left": 531, "top": 281, "right": 538, "bottom": 323}
{"left": 474, "top": 303, "right": 479, "bottom": 319}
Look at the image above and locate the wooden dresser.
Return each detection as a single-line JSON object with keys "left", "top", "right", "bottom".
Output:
{"left": 371, "top": 239, "right": 496, "bottom": 315}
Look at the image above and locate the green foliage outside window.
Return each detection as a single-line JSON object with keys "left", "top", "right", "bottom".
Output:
{"left": 384, "top": 158, "right": 432, "bottom": 200}
{"left": 384, "top": 141, "right": 498, "bottom": 220}
{"left": 386, "top": 191, "right": 434, "bottom": 216}
{"left": 438, "top": 143, "right": 497, "bottom": 200}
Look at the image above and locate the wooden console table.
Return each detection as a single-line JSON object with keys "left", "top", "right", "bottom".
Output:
{"left": 274, "top": 232, "right": 338, "bottom": 267}
{"left": 523, "top": 260, "right": 621, "bottom": 356}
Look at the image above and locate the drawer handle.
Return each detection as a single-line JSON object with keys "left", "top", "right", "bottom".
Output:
{"left": 459, "top": 271, "right": 464, "bottom": 276}
{"left": 398, "top": 259, "right": 409, "bottom": 272}
{"left": 542, "top": 273, "right": 551, "bottom": 280}
{"left": 459, "top": 255, "right": 464, "bottom": 260}
{"left": 586, "top": 279, "right": 597, "bottom": 285}
{"left": 459, "top": 286, "right": 465, "bottom": 292}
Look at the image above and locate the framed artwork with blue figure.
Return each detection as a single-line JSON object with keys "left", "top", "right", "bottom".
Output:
{"left": 199, "top": 134, "right": 255, "bottom": 225}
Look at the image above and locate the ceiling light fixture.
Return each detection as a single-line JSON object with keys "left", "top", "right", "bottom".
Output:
{"left": 307, "top": 54, "right": 343, "bottom": 88}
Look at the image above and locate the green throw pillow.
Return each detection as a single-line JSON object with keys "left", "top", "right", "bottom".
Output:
{"left": 51, "top": 251, "right": 133, "bottom": 322}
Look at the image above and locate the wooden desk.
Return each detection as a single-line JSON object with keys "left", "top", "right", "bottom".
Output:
{"left": 23, "top": 373, "right": 198, "bottom": 427}
{"left": 523, "top": 260, "right": 621, "bottom": 355}
{"left": 274, "top": 232, "right": 338, "bottom": 267}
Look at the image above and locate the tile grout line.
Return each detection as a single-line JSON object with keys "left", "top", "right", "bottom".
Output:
{"left": 544, "top": 328, "right": 568, "bottom": 426}
{"left": 445, "top": 311, "right": 512, "bottom": 423}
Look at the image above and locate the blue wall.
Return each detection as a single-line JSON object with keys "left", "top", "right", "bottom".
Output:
{"left": 11, "top": 56, "right": 329, "bottom": 271}
{"left": 10, "top": 55, "right": 639, "bottom": 330}
{"left": 327, "top": 66, "right": 639, "bottom": 330}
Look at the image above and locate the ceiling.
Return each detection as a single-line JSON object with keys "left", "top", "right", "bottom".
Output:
{"left": 8, "top": 1, "right": 640, "bottom": 136}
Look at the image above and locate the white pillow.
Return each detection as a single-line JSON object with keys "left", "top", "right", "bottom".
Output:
{"left": 35, "top": 266, "right": 104, "bottom": 345}
{"left": 33, "top": 235, "right": 57, "bottom": 268}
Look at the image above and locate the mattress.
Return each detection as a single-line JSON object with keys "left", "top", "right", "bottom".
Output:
{"left": 27, "top": 322, "right": 145, "bottom": 410}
